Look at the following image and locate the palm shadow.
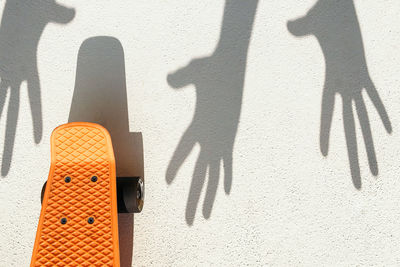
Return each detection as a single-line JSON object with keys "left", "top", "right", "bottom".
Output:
{"left": 287, "top": 0, "right": 392, "bottom": 188}
{"left": 0, "top": 0, "right": 75, "bottom": 176}
{"left": 166, "top": 0, "right": 259, "bottom": 225}
{"left": 69, "top": 36, "right": 144, "bottom": 267}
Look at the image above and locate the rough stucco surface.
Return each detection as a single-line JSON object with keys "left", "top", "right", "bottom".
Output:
{"left": 1, "top": 0, "right": 400, "bottom": 266}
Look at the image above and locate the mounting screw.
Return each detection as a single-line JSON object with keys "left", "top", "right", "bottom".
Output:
{"left": 65, "top": 176, "right": 71, "bottom": 183}
{"left": 60, "top": 218, "right": 67, "bottom": 224}
{"left": 91, "top": 176, "right": 98, "bottom": 182}
{"left": 88, "top": 217, "right": 94, "bottom": 224}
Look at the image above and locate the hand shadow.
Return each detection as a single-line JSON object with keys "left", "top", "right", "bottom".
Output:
{"left": 287, "top": 0, "right": 392, "bottom": 188}
{"left": 0, "top": 0, "right": 75, "bottom": 176}
{"left": 166, "top": 0, "right": 259, "bottom": 225}
{"left": 69, "top": 36, "right": 144, "bottom": 267}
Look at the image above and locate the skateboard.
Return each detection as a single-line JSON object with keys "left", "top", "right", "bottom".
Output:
{"left": 30, "top": 122, "right": 144, "bottom": 266}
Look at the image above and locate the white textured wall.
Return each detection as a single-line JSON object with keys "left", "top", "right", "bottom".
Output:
{"left": 1, "top": 0, "right": 400, "bottom": 266}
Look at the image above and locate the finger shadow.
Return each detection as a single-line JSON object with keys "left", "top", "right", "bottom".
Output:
{"left": 1, "top": 87, "right": 19, "bottom": 176}
{"left": 343, "top": 98, "right": 361, "bottom": 189}
{"left": 365, "top": 80, "right": 392, "bottom": 134}
{"left": 355, "top": 94, "right": 378, "bottom": 176}
{"left": 0, "top": 0, "right": 74, "bottom": 176}
{"left": 185, "top": 151, "right": 208, "bottom": 225}
{"left": 202, "top": 157, "right": 221, "bottom": 219}
{"left": 165, "top": 127, "right": 196, "bottom": 184}
{"left": 69, "top": 36, "right": 143, "bottom": 266}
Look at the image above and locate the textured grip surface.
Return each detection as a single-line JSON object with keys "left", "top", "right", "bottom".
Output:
{"left": 31, "top": 123, "right": 119, "bottom": 266}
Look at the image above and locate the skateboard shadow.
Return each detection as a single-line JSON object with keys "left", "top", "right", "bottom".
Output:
{"left": 69, "top": 36, "right": 143, "bottom": 266}
{"left": 0, "top": 0, "right": 75, "bottom": 176}
{"left": 166, "top": 0, "right": 258, "bottom": 225}
{"left": 287, "top": 0, "right": 392, "bottom": 188}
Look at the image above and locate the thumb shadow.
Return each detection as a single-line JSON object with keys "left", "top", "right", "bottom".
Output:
{"left": 68, "top": 36, "right": 143, "bottom": 266}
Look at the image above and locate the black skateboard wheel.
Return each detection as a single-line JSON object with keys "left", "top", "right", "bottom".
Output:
{"left": 40, "top": 181, "right": 47, "bottom": 205}
{"left": 117, "top": 177, "right": 144, "bottom": 213}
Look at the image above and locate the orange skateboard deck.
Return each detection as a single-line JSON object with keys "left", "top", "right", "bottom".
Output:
{"left": 31, "top": 122, "right": 120, "bottom": 266}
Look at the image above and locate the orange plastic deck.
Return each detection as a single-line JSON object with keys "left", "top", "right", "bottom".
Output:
{"left": 31, "top": 122, "right": 120, "bottom": 267}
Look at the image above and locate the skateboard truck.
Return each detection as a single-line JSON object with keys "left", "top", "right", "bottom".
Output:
{"left": 40, "top": 176, "right": 145, "bottom": 213}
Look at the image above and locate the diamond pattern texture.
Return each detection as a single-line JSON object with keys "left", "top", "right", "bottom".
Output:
{"left": 31, "top": 123, "right": 119, "bottom": 267}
